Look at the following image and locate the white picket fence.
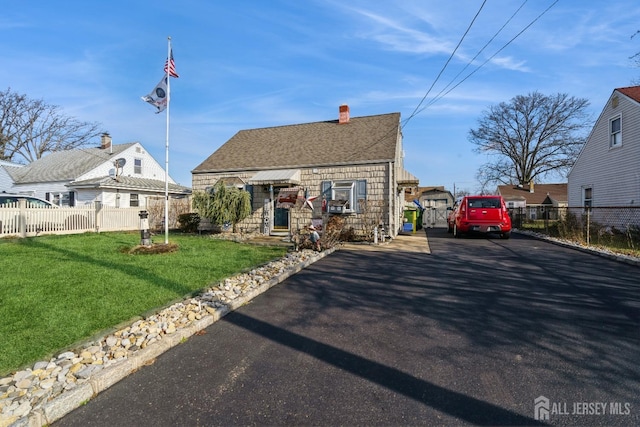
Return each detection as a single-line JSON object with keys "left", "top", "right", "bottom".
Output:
{"left": 0, "top": 203, "right": 143, "bottom": 238}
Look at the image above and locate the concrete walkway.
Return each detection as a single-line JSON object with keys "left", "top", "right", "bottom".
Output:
{"left": 341, "top": 229, "right": 431, "bottom": 253}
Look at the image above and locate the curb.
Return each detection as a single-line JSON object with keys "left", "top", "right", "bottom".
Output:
{"left": 514, "top": 229, "right": 640, "bottom": 267}
{"left": 10, "top": 247, "right": 336, "bottom": 427}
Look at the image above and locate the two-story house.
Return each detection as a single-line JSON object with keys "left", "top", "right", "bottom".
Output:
{"left": 2, "top": 133, "right": 190, "bottom": 207}
{"left": 568, "top": 86, "right": 640, "bottom": 208}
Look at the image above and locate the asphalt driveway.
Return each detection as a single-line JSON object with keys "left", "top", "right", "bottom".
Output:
{"left": 55, "top": 230, "right": 640, "bottom": 426}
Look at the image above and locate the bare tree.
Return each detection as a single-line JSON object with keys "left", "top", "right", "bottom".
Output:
{"left": 0, "top": 87, "right": 102, "bottom": 163}
{"left": 469, "top": 92, "right": 591, "bottom": 188}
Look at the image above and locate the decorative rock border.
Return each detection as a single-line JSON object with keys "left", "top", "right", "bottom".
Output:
{"left": 514, "top": 229, "right": 640, "bottom": 267}
{"left": 1, "top": 247, "right": 335, "bottom": 427}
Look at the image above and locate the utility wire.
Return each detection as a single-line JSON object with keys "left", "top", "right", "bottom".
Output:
{"left": 404, "top": 0, "right": 488, "bottom": 125}
{"left": 423, "top": 0, "right": 529, "bottom": 113}
{"left": 413, "top": 0, "right": 559, "bottom": 118}
{"left": 338, "top": 0, "right": 559, "bottom": 163}
{"left": 343, "top": 1, "right": 489, "bottom": 162}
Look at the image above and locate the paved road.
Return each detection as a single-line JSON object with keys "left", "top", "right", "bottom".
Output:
{"left": 55, "top": 230, "right": 640, "bottom": 426}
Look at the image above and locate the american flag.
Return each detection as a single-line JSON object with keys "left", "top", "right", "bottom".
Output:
{"left": 164, "top": 48, "right": 179, "bottom": 78}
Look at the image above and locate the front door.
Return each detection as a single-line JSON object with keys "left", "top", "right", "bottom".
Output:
{"left": 273, "top": 204, "right": 289, "bottom": 231}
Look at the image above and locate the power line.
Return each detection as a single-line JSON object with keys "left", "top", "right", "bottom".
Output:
{"left": 343, "top": 1, "right": 489, "bottom": 162}
{"left": 412, "top": 0, "right": 559, "bottom": 119}
{"left": 404, "top": 0, "right": 488, "bottom": 125}
{"left": 424, "top": 0, "right": 529, "bottom": 112}
{"left": 343, "top": 1, "right": 558, "bottom": 162}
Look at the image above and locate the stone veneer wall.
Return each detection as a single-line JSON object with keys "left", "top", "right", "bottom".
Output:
{"left": 191, "top": 162, "right": 398, "bottom": 238}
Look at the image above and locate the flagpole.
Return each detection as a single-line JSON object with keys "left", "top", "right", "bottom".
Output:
{"left": 164, "top": 37, "right": 171, "bottom": 244}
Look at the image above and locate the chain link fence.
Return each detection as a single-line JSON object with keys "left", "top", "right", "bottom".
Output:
{"left": 509, "top": 206, "right": 640, "bottom": 251}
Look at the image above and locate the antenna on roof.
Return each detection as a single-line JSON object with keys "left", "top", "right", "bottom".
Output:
{"left": 113, "top": 158, "right": 126, "bottom": 180}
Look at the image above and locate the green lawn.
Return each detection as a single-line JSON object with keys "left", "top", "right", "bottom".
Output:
{"left": 0, "top": 232, "right": 288, "bottom": 376}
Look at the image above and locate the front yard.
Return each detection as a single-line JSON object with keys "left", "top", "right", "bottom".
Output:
{"left": 0, "top": 232, "right": 288, "bottom": 376}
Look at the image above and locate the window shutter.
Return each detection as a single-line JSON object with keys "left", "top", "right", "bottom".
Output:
{"left": 69, "top": 191, "right": 75, "bottom": 207}
{"left": 321, "top": 181, "right": 332, "bottom": 200}
{"left": 356, "top": 180, "right": 367, "bottom": 213}
{"left": 321, "top": 181, "right": 332, "bottom": 213}
{"left": 245, "top": 184, "right": 254, "bottom": 209}
{"left": 45, "top": 192, "right": 51, "bottom": 202}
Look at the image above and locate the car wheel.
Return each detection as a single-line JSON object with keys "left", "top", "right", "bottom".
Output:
{"left": 447, "top": 223, "right": 453, "bottom": 233}
{"left": 501, "top": 231, "right": 511, "bottom": 239}
{"left": 453, "top": 223, "right": 462, "bottom": 238}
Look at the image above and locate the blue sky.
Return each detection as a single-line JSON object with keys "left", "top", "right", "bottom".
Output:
{"left": 2, "top": 0, "right": 639, "bottom": 194}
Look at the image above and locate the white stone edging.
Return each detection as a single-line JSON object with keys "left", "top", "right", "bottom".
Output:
{"left": 1, "top": 247, "right": 335, "bottom": 427}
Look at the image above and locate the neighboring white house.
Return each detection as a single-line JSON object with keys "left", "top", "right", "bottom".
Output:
{"left": 1, "top": 133, "right": 190, "bottom": 207}
{"left": 568, "top": 86, "right": 640, "bottom": 207}
{"left": 0, "top": 160, "right": 24, "bottom": 193}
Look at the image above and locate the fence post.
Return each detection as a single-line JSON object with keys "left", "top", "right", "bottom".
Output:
{"left": 586, "top": 208, "right": 590, "bottom": 245}
{"left": 18, "top": 199, "right": 27, "bottom": 238}
{"left": 94, "top": 201, "right": 102, "bottom": 233}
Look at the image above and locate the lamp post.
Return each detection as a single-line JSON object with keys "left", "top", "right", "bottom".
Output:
{"left": 139, "top": 210, "right": 151, "bottom": 246}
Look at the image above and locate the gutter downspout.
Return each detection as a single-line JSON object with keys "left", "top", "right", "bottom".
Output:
{"left": 388, "top": 161, "right": 393, "bottom": 238}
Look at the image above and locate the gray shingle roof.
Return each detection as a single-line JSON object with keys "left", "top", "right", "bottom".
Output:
{"left": 6, "top": 144, "right": 135, "bottom": 184}
{"left": 71, "top": 175, "right": 191, "bottom": 195}
{"left": 193, "top": 112, "right": 401, "bottom": 173}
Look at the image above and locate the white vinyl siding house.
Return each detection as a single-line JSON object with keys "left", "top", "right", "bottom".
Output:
{"left": 3, "top": 134, "right": 190, "bottom": 207}
{"left": 0, "top": 160, "right": 23, "bottom": 192}
{"left": 568, "top": 86, "right": 640, "bottom": 207}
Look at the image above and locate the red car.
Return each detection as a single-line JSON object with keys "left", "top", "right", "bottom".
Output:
{"left": 447, "top": 195, "right": 511, "bottom": 239}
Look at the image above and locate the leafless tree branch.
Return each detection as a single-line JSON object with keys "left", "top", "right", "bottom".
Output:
{"left": 0, "top": 87, "right": 102, "bottom": 163}
{"left": 469, "top": 91, "right": 591, "bottom": 189}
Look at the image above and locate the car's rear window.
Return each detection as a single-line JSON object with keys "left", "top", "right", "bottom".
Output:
{"left": 467, "top": 197, "right": 502, "bottom": 208}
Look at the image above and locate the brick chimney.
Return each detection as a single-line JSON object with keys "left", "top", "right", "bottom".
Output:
{"left": 338, "top": 104, "right": 350, "bottom": 124}
{"left": 100, "top": 133, "right": 112, "bottom": 150}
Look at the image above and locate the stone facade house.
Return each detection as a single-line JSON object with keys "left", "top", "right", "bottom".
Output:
{"left": 192, "top": 105, "right": 418, "bottom": 238}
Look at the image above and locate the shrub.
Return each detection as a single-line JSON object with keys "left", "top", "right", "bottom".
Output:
{"left": 558, "top": 211, "right": 583, "bottom": 241}
{"left": 177, "top": 213, "right": 200, "bottom": 233}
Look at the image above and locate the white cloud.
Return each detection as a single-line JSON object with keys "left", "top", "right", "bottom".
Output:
{"left": 489, "top": 56, "right": 530, "bottom": 72}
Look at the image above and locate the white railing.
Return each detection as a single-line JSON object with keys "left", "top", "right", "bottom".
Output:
{"left": 0, "top": 202, "right": 141, "bottom": 238}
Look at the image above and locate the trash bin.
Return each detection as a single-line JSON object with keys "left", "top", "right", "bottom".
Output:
{"left": 403, "top": 209, "right": 417, "bottom": 234}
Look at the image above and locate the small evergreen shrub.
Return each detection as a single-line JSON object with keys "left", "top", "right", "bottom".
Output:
{"left": 178, "top": 213, "right": 201, "bottom": 233}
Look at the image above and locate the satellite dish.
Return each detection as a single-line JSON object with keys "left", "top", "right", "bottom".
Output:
{"left": 115, "top": 158, "right": 126, "bottom": 167}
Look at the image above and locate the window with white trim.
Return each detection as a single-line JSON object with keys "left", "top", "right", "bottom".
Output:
{"left": 583, "top": 187, "right": 592, "bottom": 209}
{"left": 322, "top": 180, "right": 367, "bottom": 214}
{"left": 134, "top": 158, "right": 142, "bottom": 174}
{"left": 333, "top": 182, "right": 355, "bottom": 210}
{"left": 130, "top": 193, "right": 140, "bottom": 207}
{"left": 610, "top": 116, "right": 621, "bottom": 148}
